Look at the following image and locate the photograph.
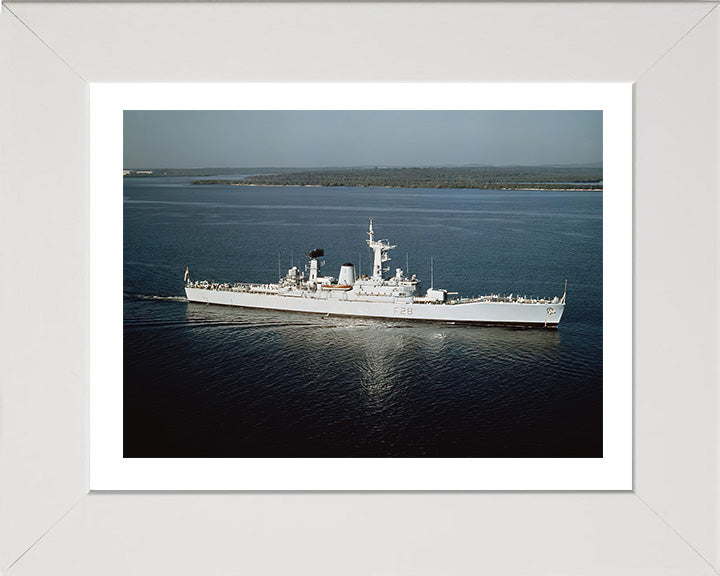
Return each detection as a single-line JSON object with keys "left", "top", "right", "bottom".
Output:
{"left": 7, "top": 0, "right": 717, "bottom": 570}
{"left": 123, "top": 110, "right": 603, "bottom": 458}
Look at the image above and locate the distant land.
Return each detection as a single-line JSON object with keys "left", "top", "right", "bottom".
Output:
{"left": 188, "top": 166, "right": 603, "bottom": 191}
{"left": 123, "top": 167, "right": 306, "bottom": 178}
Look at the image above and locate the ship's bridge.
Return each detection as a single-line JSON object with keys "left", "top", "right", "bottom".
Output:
{"left": 352, "top": 265, "right": 418, "bottom": 300}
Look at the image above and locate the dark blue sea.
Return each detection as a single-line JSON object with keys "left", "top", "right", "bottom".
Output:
{"left": 124, "top": 177, "right": 602, "bottom": 457}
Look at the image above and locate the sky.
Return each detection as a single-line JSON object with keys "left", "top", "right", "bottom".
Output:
{"left": 123, "top": 110, "right": 602, "bottom": 168}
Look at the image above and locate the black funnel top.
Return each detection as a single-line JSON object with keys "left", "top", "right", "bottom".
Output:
{"left": 307, "top": 248, "right": 324, "bottom": 259}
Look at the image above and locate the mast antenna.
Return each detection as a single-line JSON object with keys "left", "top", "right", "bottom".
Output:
{"left": 431, "top": 256, "right": 434, "bottom": 289}
{"left": 406, "top": 252, "right": 409, "bottom": 276}
{"left": 366, "top": 218, "right": 396, "bottom": 281}
{"left": 278, "top": 253, "right": 281, "bottom": 282}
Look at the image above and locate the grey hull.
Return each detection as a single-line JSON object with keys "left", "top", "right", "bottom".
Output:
{"left": 185, "top": 287, "right": 565, "bottom": 328}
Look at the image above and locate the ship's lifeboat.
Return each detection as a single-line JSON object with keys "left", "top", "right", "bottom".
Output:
{"left": 322, "top": 284, "right": 352, "bottom": 291}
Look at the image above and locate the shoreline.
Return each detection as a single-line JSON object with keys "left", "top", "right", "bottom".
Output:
{"left": 190, "top": 181, "right": 603, "bottom": 192}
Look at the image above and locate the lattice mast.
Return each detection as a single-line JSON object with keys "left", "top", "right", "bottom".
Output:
{"left": 366, "top": 218, "right": 396, "bottom": 280}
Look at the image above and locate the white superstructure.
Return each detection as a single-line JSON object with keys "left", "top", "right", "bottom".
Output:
{"left": 185, "top": 220, "right": 567, "bottom": 328}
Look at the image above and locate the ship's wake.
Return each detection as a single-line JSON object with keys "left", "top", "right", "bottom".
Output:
{"left": 124, "top": 319, "right": 302, "bottom": 330}
{"left": 126, "top": 293, "right": 187, "bottom": 302}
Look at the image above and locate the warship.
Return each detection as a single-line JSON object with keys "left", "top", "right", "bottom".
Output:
{"left": 185, "top": 220, "right": 566, "bottom": 328}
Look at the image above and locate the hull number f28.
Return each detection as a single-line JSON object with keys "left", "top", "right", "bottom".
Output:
{"left": 394, "top": 306, "right": 413, "bottom": 316}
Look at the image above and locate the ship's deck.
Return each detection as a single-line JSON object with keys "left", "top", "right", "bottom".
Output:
{"left": 186, "top": 281, "right": 560, "bottom": 306}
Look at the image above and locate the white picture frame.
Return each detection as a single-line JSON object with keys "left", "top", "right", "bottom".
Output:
{"left": 2, "top": 2, "right": 719, "bottom": 574}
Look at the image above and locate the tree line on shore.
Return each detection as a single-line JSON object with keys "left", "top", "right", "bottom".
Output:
{"left": 192, "top": 166, "right": 603, "bottom": 190}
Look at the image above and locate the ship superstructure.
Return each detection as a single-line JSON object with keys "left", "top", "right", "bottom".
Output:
{"left": 185, "top": 220, "right": 566, "bottom": 328}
